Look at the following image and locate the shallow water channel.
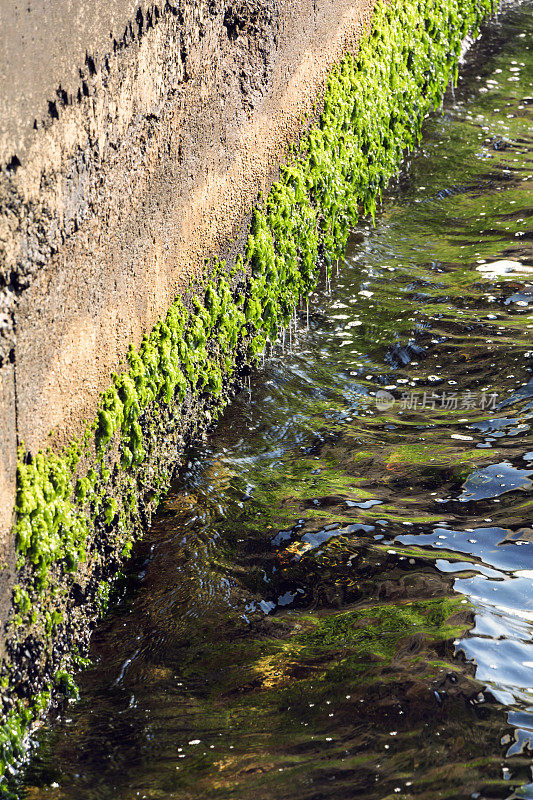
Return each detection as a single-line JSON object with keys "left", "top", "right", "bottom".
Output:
{"left": 16, "top": 4, "right": 533, "bottom": 799}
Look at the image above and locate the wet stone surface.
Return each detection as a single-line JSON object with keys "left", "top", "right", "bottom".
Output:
{"left": 13, "top": 2, "right": 533, "bottom": 798}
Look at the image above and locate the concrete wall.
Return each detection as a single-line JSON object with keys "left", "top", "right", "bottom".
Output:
{"left": 0, "top": 0, "right": 374, "bottom": 608}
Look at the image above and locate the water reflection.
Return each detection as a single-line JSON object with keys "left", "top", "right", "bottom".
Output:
{"left": 16, "top": 2, "right": 533, "bottom": 799}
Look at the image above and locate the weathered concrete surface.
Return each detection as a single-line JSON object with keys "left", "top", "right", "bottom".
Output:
{"left": 0, "top": 0, "right": 375, "bottom": 601}
{"left": 0, "top": 363, "right": 16, "bottom": 658}
{"left": 0, "top": 0, "right": 144, "bottom": 167}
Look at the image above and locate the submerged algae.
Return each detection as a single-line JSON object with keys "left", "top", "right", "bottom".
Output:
{"left": 256, "top": 596, "right": 471, "bottom": 685}
{"left": 2, "top": 0, "right": 496, "bottom": 780}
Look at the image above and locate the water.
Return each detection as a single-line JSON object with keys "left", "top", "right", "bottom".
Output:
{"left": 15, "top": 4, "right": 533, "bottom": 798}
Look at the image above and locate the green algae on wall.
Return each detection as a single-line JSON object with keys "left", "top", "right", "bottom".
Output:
{"left": 1, "top": 0, "right": 494, "bottom": 780}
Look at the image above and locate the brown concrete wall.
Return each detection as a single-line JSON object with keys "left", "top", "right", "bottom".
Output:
{"left": 0, "top": 0, "right": 142, "bottom": 166}
{"left": 0, "top": 0, "right": 374, "bottom": 584}
{"left": 0, "top": 364, "right": 16, "bottom": 657}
